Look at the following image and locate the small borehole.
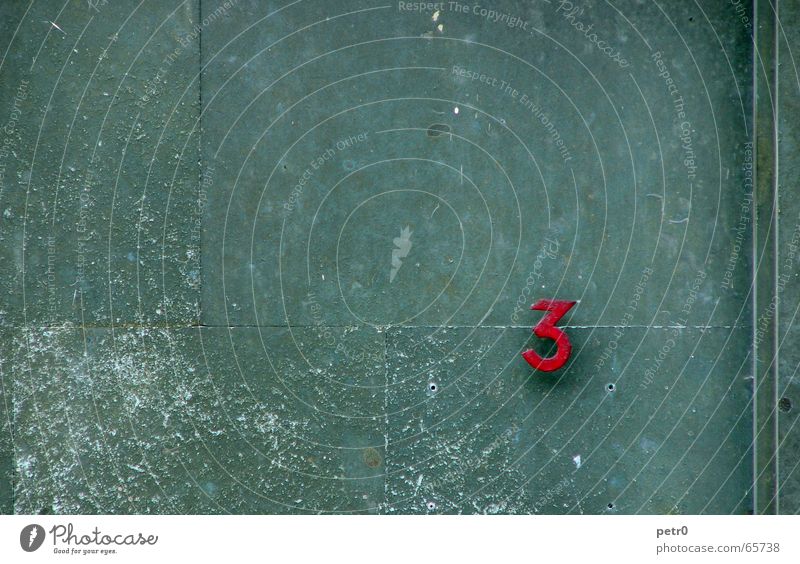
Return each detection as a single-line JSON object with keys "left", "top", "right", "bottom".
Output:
{"left": 779, "top": 397, "right": 793, "bottom": 412}
{"left": 607, "top": 383, "right": 616, "bottom": 392}
{"left": 607, "top": 502, "right": 615, "bottom": 510}
{"left": 427, "top": 501, "right": 436, "bottom": 511}
{"left": 428, "top": 382, "right": 438, "bottom": 393}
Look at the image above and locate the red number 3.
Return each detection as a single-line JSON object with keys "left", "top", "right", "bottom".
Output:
{"left": 522, "top": 299, "right": 576, "bottom": 372}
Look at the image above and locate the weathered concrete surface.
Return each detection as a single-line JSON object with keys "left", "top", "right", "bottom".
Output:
{"left": 0, "top": 328, "right": 11, "bottom": 514}
{"left": 0, "top": 0, "right": 201, "bottom": 328}
{"left": 0, "top": 0, "right": 202, "bottom": 514}
{"left": 776, "top": 1, "right": 800, "bottom": 515}
{"left": 0, "top": 0, "right": 781, "bottom": 515}
{"left": 10, "top": 326, "right": 385, "bottom": 514}
{"left": 201, "top": 0, "right": 753, "bottom": 330}
{"left": 6, "top": 324, "right": 751, "bottom": 514}
{"left": 384, "top": 327, "right": 752, "bottom": 514}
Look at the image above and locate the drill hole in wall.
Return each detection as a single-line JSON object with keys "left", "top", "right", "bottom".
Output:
{"left": 428, "top": 382, "right": 438, "bottom": 393}
{"left": 607, "top": 383, "right": 616, "bottom": 392}
{"left": 779, "top": 397, "right": 793, "bottom": 412}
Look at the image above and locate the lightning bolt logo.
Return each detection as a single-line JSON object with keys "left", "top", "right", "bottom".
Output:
{"left": 20, "top": 524, "right": 45, "bottom": 552}
{"left": 390, "top": 226, "right": 413, "bottom": 283}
